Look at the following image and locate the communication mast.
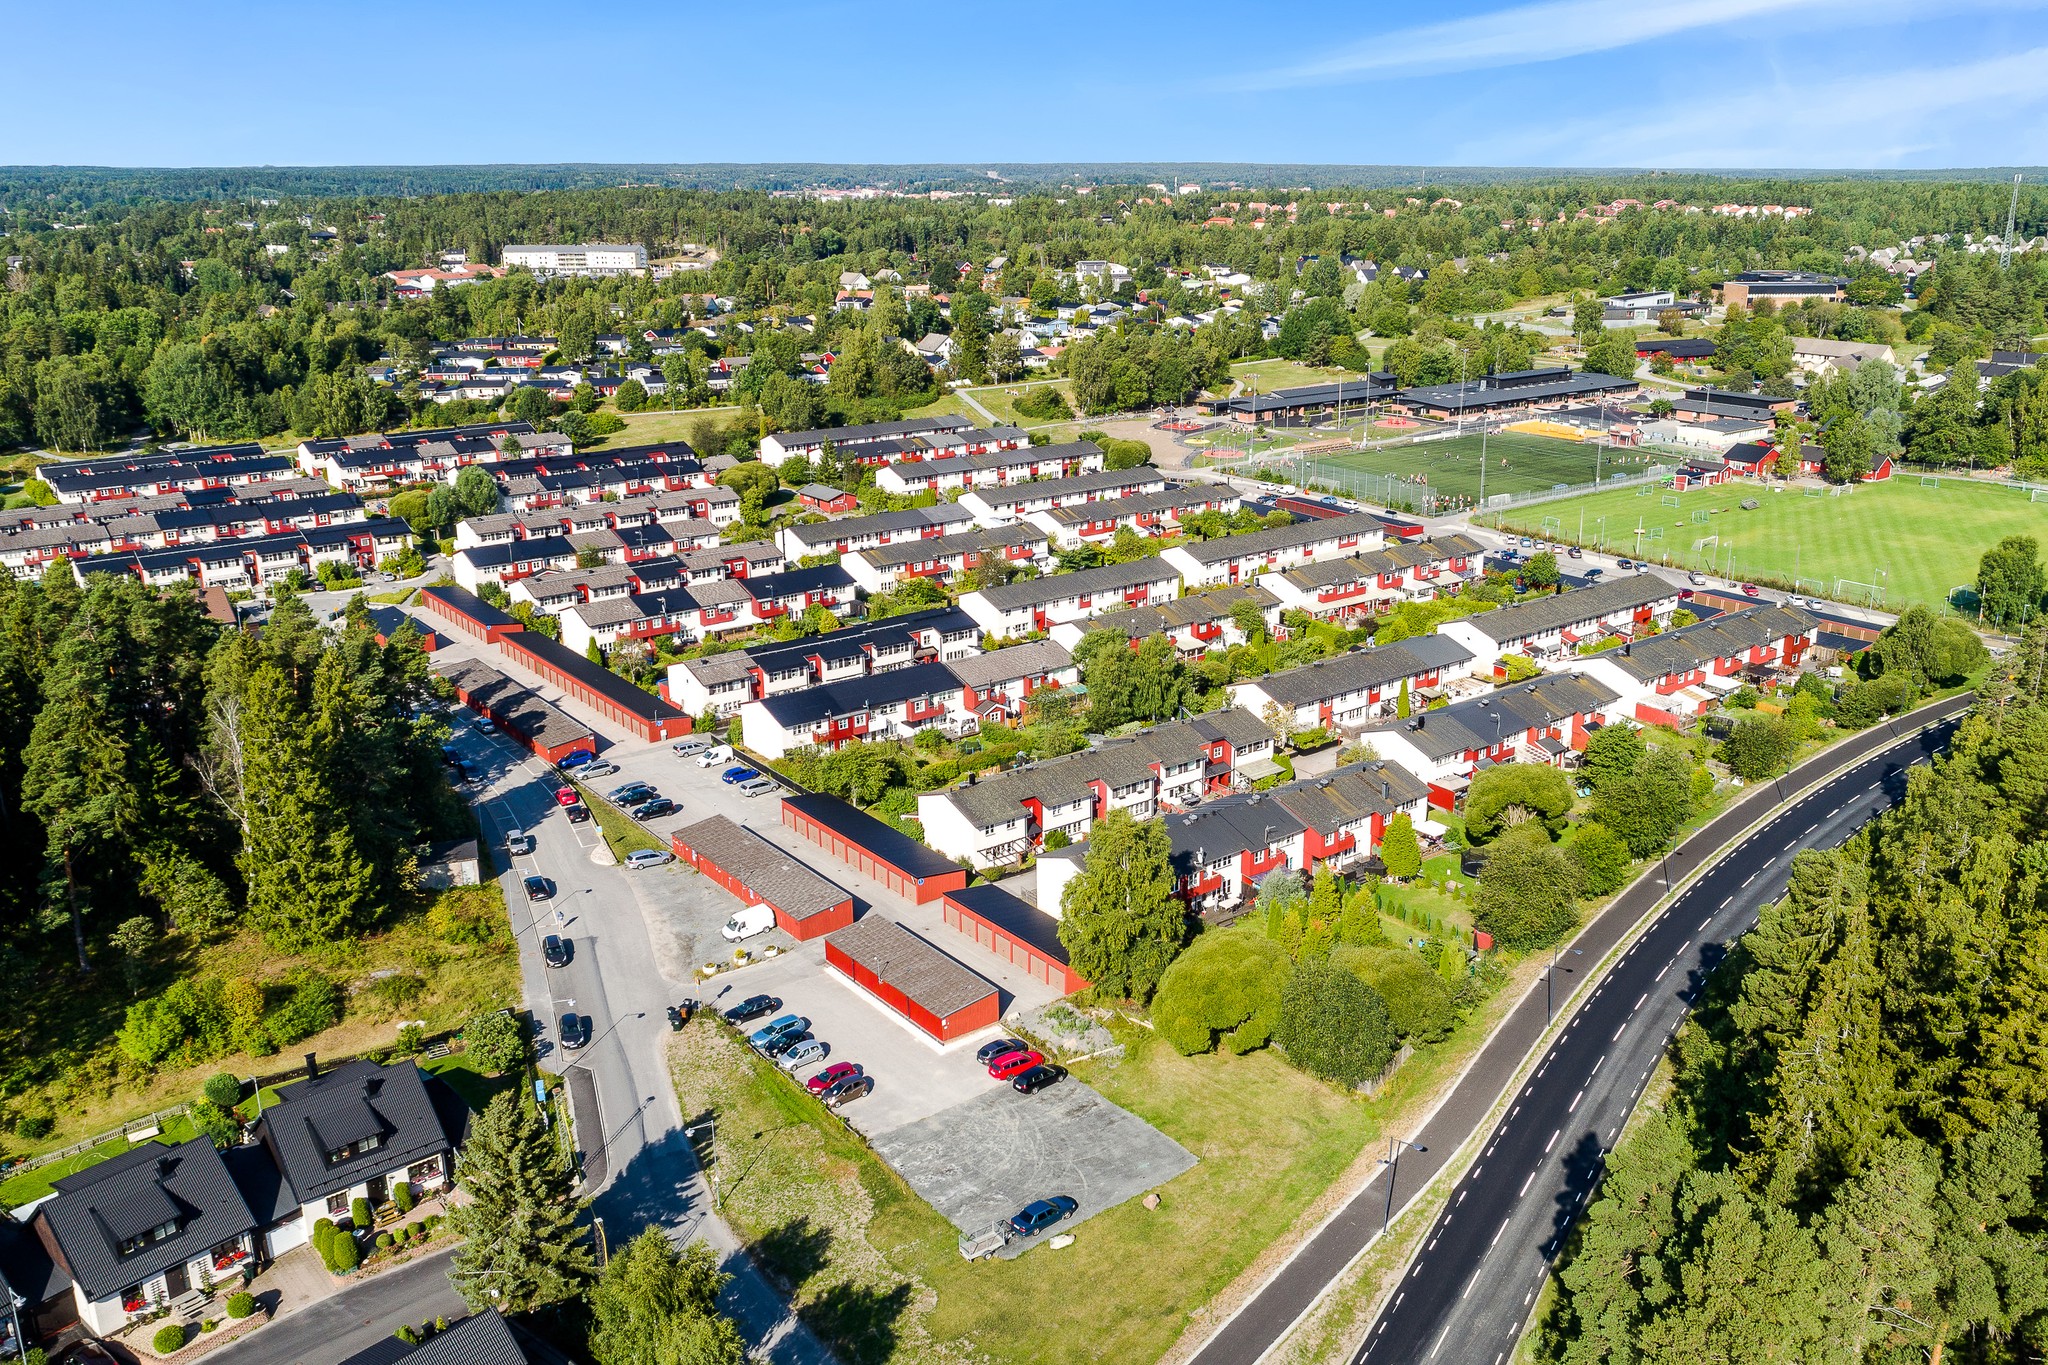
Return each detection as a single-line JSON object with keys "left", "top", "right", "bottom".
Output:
{"left": 2001, "top": 173, "right": 2022, "bottom": 268}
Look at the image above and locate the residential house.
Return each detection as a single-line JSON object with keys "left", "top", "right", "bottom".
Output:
{"left": 842, "top": 525, "right": 1048, "bottom": 593}
{"left": 1566, "top": 604, "right": 1820, "bottom": 726}
{"left": 777, "top": 505, "right": 973, "bottom": 560}
{"left": 1258, "top": 534, "right": 1487, "bottom": 620}
{"left": 1024, "top": 483, "right": 1242, "bottom": 549}
{"left": 1359, "top": 674, "right": 1625, "bottom": 803}
{"left": 1790, "top": 337, "right": 1897, "bottom": 376}
{"left": 959, "top": 558, "right": 1182, "bottom": 637}
{"left": 956, "top": 465, "right": 1167, "bottom": 527}
{"left": 1436, "top": 575, "right": 1681, "bottom": 674}
{"left": 664, "top": 607, "right": 979, "bottom": 718}
{"left": 1161, "top": 511, "right": 1387, "bottom": 589}
{"left": 1048, "top": 583, "right": 1279, "bottom": 656}
{"left": 874, "top": 441, "right": 1106, "bottom": 496}
{"left": 1227, "top": 635, "right": 1477, "bottom": 734}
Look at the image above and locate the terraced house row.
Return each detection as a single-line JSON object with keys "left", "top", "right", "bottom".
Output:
{"left": 0, "top": 479, "right": 361, "bottom": 579}
{"left": 664, "top": 607, "right": 982, "bottom": 718}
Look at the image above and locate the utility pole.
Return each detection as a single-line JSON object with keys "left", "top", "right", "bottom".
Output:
{"left": 2002, "top": 173, "right": 2023, "bottom": 269}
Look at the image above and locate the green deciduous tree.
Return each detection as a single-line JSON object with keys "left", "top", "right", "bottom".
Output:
{"left": 588, "top": 1227, "right": 746, "bottom": 1365}
{"left": 1276, "top": 959, "right": 1396, "bottom": 1087}
{"left": 1057, "top": 808, "right": 1188, "bottom": 1003}
{"left": 1474, "top": 823, "right": 1581, "bottom": 950}
{"left": 1720, "top": 714, "right": 1797, "bottom": 781}
{"left": 1150, "top": 927, "right": 1290, "bottom": 1055}
{"left": 448, "top": 1092, "right": 596, "bottom": 1313}
{"left": 1464, "top": 763, "right": 1574, "bottom": 842}
{"left": 1379, "top": 812, "right": 1422, "bottom": 880}
{"left": 1974, "top": 534, "right": 2044, "bottom": 629}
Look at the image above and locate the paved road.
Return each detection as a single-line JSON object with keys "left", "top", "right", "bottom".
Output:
{"left": 1185, "top": 695, "right": 1969, "bottom": 1365}
{"left": 206, "top": 1247, "right": 464, "bottom": 1365}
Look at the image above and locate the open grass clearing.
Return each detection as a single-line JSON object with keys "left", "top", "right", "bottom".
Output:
{"left": 1228, "top": 357, "right": 1358, "bottom": 393}
{"left": 0, "top": 888, "right": 518, "bottom": 1202}
{"left": 1492, "top": 474, "right": 2048, "bottom": 610}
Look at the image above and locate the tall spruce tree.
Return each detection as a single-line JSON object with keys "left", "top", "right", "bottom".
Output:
{"left": 448, "top": 1093, "right": 596, "bottom": 1313}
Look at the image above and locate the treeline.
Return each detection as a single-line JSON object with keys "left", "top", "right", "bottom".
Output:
{"left": 0, "top": 571, "right": 464, "bottom": 1093}
{"left": 1540, "top": 631, "right": 2048, "bottom": 1364}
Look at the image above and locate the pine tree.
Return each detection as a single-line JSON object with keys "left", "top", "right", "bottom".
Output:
{"left": 1814, "top": 1138, "right": 1941, "bottom": 1361}
{"left": 448, "top": 1093, "right": 596, "bottom": 1313}
{"left": 1057, "top": 808, "right": 1188, "bottom": 1003}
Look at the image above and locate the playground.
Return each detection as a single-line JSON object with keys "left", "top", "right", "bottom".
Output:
{"left": 1272, "top": 430, "right": 1667, "bottom": 506}
{"left": 1491, "top": 474, "right": 2048, "bottom": 611}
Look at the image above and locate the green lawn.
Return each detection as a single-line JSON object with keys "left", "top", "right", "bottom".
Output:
{"left": 1229, "top": 357, "right": 1356, "bottom": 393}
{"left": 596, "top": 405, "right": 745, "bottom": 448}
{"left": 670, "top": 1005, "right": 1479, "bottom": 1365}
{"left": 1281, "top": 430, "right": 1659, "bottom": 505}
{"left": 575, "top": 782, "right": 665, "bottom": 858}
{"left": 1491, "top": 475, "right": 2048, "bottom": 610}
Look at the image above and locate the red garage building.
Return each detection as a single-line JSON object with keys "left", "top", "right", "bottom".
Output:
{"left": 823, "top": 916, "right": 1001, "bottom": 1043}
{"left": 498, "top": 631, "right": 694, "bottom": 744}
{"left": 434, "top": 657, "right": 595, "bottom": 765}
{"left": 670, "top": 816, "right": 854, "bottom": 941}
{"left": 420, "top": 584, "right": 524, "bottom": 644}
{"left": 781, "top": 795, "right": 969, "bottom": 904}
{"left": 941, "top": 885, "right": 1089, "bottom": 996}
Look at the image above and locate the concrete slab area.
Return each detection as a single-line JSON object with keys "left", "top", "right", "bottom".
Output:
{"left": 871, "top": 1082, "right": 1197, "bottom": 1257}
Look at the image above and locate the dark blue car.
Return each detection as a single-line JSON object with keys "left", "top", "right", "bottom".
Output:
{"left": 1007, "top": 1196, "right": 1078, "bottom": 1238}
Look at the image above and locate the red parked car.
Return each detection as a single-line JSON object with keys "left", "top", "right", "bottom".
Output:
{"left": 806, "top": 1061, "right": 863, "bottom": 1095}
{"left": 555, "top": 786, "right": 579, "bottom": 806}
{"left": 1740, "top": 582, "right": 1760, "bottom": 597}
{"left": 988, "top": 1049, "right": 1044, "bottom": 1081}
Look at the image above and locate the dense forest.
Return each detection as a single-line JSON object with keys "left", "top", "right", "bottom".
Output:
{"left": 1540, "top": 630, "right": 2048, "bottom": 1364}
{"left": 3, "top": 172, "right": 2047, "bottom": 459}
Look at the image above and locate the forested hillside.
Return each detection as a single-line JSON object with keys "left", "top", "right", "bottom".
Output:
{"left": 1540, "top": 629, "right": 2048, "bottom": 1363}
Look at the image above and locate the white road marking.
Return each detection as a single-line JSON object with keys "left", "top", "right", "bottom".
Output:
{"left": 1545, "top": 1128, "right": 1561, "bottom": 1153}
{"left": 1612, "top": 1023, "right": 1627, "bottom": 1041}
{"left": 1590, "top": 1055, "right": 1604, "bottom": 1076}
{"left": 1699, "top": 917, "right": 1713, "bottom": 931}
{"left": 1429, "top": 1324, "right": 1452, "bottom": 1359}
{"left": 1519, "top": 1170, "right": 1536, "bottom": 1196}
{"left": 1490, "top": 1217, "right": 1511, "bottom": 1248}
{"left": 1569, "top": 1088, "right": 1584, "bottom": 1113}
{"left": 1632, "top": 993, "right": 1647, "bottom": 1013}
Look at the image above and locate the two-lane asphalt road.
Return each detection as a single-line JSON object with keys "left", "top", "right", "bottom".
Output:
{"left": 1188, "top": 698, "right": 1968, "bottom": 1365}
{"left": 1357, "top": 711, "right": 1961, "bottom": 1364}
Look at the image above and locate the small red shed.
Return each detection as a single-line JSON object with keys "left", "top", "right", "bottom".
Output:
{"left": 823, "top": 916, "right": 1001, "bottom": 1043}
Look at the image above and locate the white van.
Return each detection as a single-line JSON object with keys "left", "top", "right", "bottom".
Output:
{"left": 695, "top": 744, "right": 735, "bottom": 767}
{"left": 720, "top": 904, "right": 775, "bottom": 941}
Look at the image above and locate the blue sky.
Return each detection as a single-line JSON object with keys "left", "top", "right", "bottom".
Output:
{"left": 12, "top": 0, "right": 2048, "bottom": 169}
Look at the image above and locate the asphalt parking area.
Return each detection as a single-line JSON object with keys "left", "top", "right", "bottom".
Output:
{"left": 870, "top": 1081, "right": 1197, "bottom": 1256}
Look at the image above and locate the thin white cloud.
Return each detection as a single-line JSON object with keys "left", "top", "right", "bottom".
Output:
{"left": 1235, "top": 0, "right": 1855, "bottom": 89}
{"left": 1470, "top": 44, "right": 2048, "bottom": 168}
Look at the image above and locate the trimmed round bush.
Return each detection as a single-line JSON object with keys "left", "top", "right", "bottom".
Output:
{"left": 392, "top": 1181, "right": 415, "bottom": 1213}
{"left": 152, "top": 1323, "right": 187, "bottom": 1355}
{"left": 225, "top": 1292, "right": 255, "bottom": 1320}
{"left": 350, "top": 1197, "right": 372, "bottom": 1230}
{"left": 330, "top": 1231, "right": 360, "bottom": 1273}
{"left": 376, "top": 1232, "right": 394, "bottom": 1249}
{"left": 311, "top": 1218, "right": 336, "bottom": 1260}
{"left": 201, "top": 1319, "right": 217, "bottom": 1333}
{"left": 201, "top": 1073, "right": 243, "bottom": 1110}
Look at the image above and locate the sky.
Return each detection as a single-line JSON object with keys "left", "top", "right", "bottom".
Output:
{"left": 11, "top": 0, "right": 2048, "bottom": 170}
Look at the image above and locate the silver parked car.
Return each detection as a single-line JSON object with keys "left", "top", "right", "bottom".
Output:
{"left": 777, "top": 1038, "right": 827, "bottom": 1071}
{"left": 738, "top": 777, "right": 779, "bottom": 798}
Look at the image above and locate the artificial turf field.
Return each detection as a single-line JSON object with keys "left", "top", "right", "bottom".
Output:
{"left": 1286, "top": 431, "right": 1672, "bottom": 503}
{"left": 1491, "top": 475, "right": 2048, "bottom": 610}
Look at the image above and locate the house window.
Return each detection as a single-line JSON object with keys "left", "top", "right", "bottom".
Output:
{"left": 324, "top": 1132, "right": 383, "bottom": 1165}
{"left": 326, "top": 1192, "right": 351, "bottom": 1217}
{"left": 408, "top": 1156, "right": 444, "bottom": 1186}
{"left": 117, "top": 1219, "right": 180, "bottom": 1255}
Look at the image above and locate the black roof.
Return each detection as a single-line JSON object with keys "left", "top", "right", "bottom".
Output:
{"left": 36, "top": 1137, "right": 257, "bottom": 1301}
{"left": 222, "top": 1143, "right": 296, "bottom": 1227}
{"left": 944, "top": 884, "right": 1070, "bottom": 965}
{"left": 256, "top": 1059, "right": 457, "bottom": 1204}
{"left": 784, "top": 793, "right": 964, "bottom": 882}
{"left": 338, "top": 1310, "right": 536, "bottom": 1365}
{"left": 499, "top": 631, "right": 690, "bottom": 728}
{"left": 419, "top": 584, "right": 520, "bottom": 633}
{"left": 0, "top": 1212, "right": 68, "bottom": 1305}
{"left": 1634, "top": 337, "right": 1716, "bottom": 357}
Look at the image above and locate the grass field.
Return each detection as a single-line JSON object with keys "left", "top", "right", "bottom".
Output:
{"left": 1492, "top": 475, "right": 2048, "bottom": 610}
{"left": 1229, "top": 356, "right": 1358, "bottom": 393}
{"left": 1276, "top": 430, "right": 1667, "bottom": 504}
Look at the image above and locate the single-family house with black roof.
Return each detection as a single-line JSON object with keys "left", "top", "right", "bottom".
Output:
{"left": 30, "top": 1138, "right": 258, "bottom": 1335}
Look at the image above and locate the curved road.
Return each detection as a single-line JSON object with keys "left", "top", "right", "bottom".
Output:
{"left": 1188, "top": 696, "right": 1969, "bottom": 1365}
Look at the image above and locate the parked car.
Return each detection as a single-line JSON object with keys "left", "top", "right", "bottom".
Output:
{"left": 988, "top": 1049, "right": 1044, "bottom": 1081}
{"left": 720, "top": 766, "right": 760, "bottom": 785}
{"left": 721, "top": 904, "right": 775, "bottom": 941}
{"left": 1006, "top": 1196, "right": 1079, "bottom": 1238}
{"left": 1786, "top": 595, "right": 1812, "bottom": 609}
{"left": 1567, "top": 547, "right": 1583, "bottom": 559}
{"left": 976, "top": 1038, "right": 1028, "bottom": 1066}
{"left": 1741, "top": 582, "right": 1760, "bottom": 597}
{"left": 558, "top": 1013, "right": 592, "bottom": 1051}
{"left": 723, "top": 994, "right": 781, "bottom": 1024}
{"left": 760, "top": 1031, "right": 810, "bottom": 1060}
{"left": 819, "top": 1073, "right": 871, "bottom": 1107}
{"left": 695, "top": 745, "right": 736, "bottom": 767}
{"left": 748, "top": 1015, "right": 807, "bottom": 1049}
{"left": 469, "top": 715, "right": 494, "bottom": 735}
{"left": 506, "top": 828, "right": 534, "bottom": 856}
{"left": 1688, "top": 571, "right": 1708, "bottom": 585}
{"left": 629, "top": 797, "right": 677, "bottom": 821}
{"left": 558, "top": 750, "right": 596, "bottom": 770}
{"left": 523, "top": 875, "right": 553, "bottom": 902}
{"left": 542, "top": 934, "right": 571, "bottom": 969}
{"left": 778, "top": 1039, "right": 827, "bottom": 1070}
{"left": 737, "top": 777, "right": 778, "bottom": 798}
{"left": 625, "top": 848, "right": 674, "bottom": 870}
{"left": 1519, "top": 536, "right": 1533, "bottom": 547}
{"left": 1012, "top": 1064, "right": 1068, "bottom": 1094}
{"left": 606, "top": 780, "right": 654, "bottom": 802}
{"left": 1616, "top": 557, "right": 1634, "bottom": 569}
{"left": 577, "top": 761, "right": 619, "bottom": 781}
{"left": 671, "top": 737, "right": 713, "bottom": 757}
{"left": 565, "top": 804, "right": 592, "bottom": 824}
{"left": 807, "top": 1061, "right": 863, "bottom": 1095}
{"left": 554, "top": 786, "right": 579, "bottom": 807}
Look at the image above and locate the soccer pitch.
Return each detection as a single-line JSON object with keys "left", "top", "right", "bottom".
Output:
{"left": 1281, "top": 432, "right": 1669, "bottom": 504}
{"left": 1492, "top": 476, "right": 2048, "bottom": 610}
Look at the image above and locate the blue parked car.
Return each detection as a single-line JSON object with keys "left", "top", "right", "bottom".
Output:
{"left": 558, "top": 749, "right": 597, "bottom": 770}
{"left": 747, "top": 1015, "right": 808, "bottom": 1049}
{"left": 1006, "top": 1196, "right": 1078, "bottom": 1238}
{"left": 721, "top": 766, "right": 760, "bottom": 785}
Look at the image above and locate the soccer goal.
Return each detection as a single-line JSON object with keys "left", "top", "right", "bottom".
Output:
{"left": 1693, "top": 534, "right": 1719, "bottom": 568}
{"left": 1661, "top": 495, "right": 1681, "bottom": 508}
{"left": 1691, "top": 508, "right": 1711, "bottom": 524}
{"left": 1541, "top": 516, "right": 1562, "bottom": 536}
{"left": 1795, "top": 577, "right": 1829, "bottom": 597}
{"left": 1644, "top": 526, "right": 1664, "bottom": 542}
{"left": 1920, "top": 475, "right": 1942, "bottom": 488}
{"left": 1803, "top": 487, "right": 1825, "bottom": 498}
{"left": 2031, "top": 487, "right": 2048, "bottom": 503}
{"left": 1836, "top": 578, "right": 1885, "bottom": 608}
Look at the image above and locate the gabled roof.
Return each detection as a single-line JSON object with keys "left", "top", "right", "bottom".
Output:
{"left": 1364, "top": 674, "right": 1620, "bottom": 760}
{"left": 1250, "top": 634, "right": 1476, "bottom": 706}
{"left": 339, "top": 1308, "right": 536, "bottom": 1365}
{"left": 967, "top": 557, "right": 1177, "bottom": 611}
{"left": 1082, "top": 583, "right": 1277, "bottom": 640}
{"left": 256, "top": 1060, "right": 458, "bottom": 1204}
{"left": 1171, "top": 512, "right": 1384, "bottom": 566}
{"left": 857, "top": 525, "right": 1045, "bottom": 570}
{"left": 36, "top": 1138, "right": 257, "bottom": 1301}
{"left": 1588, "top": 604, "right": 1818, "bottom": 683}
{"left": 1459, "top": 576, "right": 1677, "bottom": 644}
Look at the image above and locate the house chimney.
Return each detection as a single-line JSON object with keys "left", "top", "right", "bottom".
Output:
{"left": 304, "top": 1053, "right": 320, "bottom": 1083}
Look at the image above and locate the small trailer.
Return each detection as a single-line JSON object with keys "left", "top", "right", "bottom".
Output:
{"left": 958, "top": 1220, "right": 1012, "bottom": 1261}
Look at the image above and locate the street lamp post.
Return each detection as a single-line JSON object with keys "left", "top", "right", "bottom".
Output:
{"left": 1380, "top": 1137, "right": 1429, "bottom": 1234}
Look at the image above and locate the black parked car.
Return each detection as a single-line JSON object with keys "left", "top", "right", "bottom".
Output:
{"left": 1011, "top": 1064, "right": 1067, "bottom": 1095}
{"left": 630, "top": 797, "right": 677, "bottom": 821}
{"left": 819, "top": 1073, "right": 871, "bottom": 1107}
{"left": 759, "top": 1031, "right": 810, "bottom": 1060}
{"left": 565, "top": 803, "right": 592, "bottom": 824}
{"left": 523, "top": 875, "right": 553, "bottom": 902}
{"left": 723, "top": 994, "right": 781, "bottom": 1024}
{"left": 976, "top": 1038, "right": 1028, "bottom": 1066}
{"left": 558, "top": 1013, "right": 592, "bottom": 1050}
{"left": 542, "top": 934, "right": 571, "bottom": 968}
